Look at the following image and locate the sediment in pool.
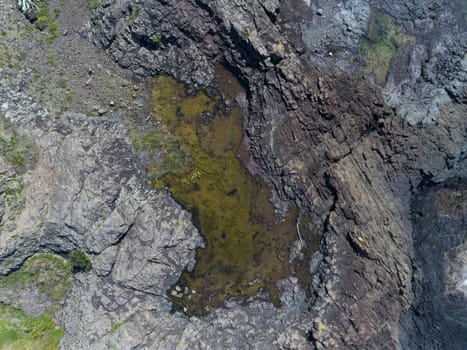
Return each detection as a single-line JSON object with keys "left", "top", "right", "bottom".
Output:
{"left": 146, "top": 68, "right": 319, "bottom": 316}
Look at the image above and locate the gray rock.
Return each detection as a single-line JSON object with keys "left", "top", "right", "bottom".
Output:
{"left": 0, "top": 69, "right": 204, "bottom": 348}
{"left": 93, "top": 245, "right": 118, "bottom": 277}
{"left": 88, "top": 0, "right": 466, "bottom": 348}
{"left": 301, "top": 0, "right": 371, "bottom": 71}
{"left": 0, "top": 0, "right": 466, "bottom": 349}
{"left": 297, "top": 0, "right": 467, "bottom": 125}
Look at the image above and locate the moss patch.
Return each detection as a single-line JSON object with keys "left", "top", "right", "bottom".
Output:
{"left": 143, "top": 68, "right": 316, "bottom": 316}
{"left": 3, "top": 178, "right": 24, "bottom": 209}
{"left": 68, "top": 250, "right": 92, "bottom": 273}
{"left": 0, "top": 303, "right": 63, "bottom": 350}
{"left": 359, "top": 12, "right": 415, "bottom": 85}
{"left": 32, "top": 0, "right": 61, "bottom": 43}
{"left": 0, "top": 125, "right": 37, "bottom": 216}
{"left": 0, "top": 127, "right": 37, "bottom": 175}
{"left": 0, "top": 253, "right": 72, "bottom": 303}
{"left": 129, "top": 125, "right": 191, "bottom": 180}
{"left": 86, "top": 0, "right": 100, "bottom": 10}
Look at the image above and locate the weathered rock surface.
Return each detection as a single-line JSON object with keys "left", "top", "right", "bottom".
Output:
{"left": 0, "top": 0, "right": 465, "bottom": 349}
{"left": 297, "top": 0, "right": 467, "bottom": 125}
{"left": 399, "top": 179, "right": 467, "bottom": 350}
{"left": 0, "top": 68, "right": 205, "bottom": 348}
{"left": 89, "top": 0, "right": 466, "bottom": 348}
{"left": 0, "top": 3, "right": 317, "bottom": 349}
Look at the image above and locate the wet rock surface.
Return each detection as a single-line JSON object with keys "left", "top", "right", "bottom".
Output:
{"left": 0, "top": 0, "right": 465, "bottom": 349}
{"left": 89, "top": 0, "right": 466, "bottom": 348}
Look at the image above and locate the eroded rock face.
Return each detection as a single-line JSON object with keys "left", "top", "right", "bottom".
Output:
{"left": 89, "top": 0, "right": 466, "bottom": 348}
{"left": 0, "top": 71, "right": 204, "bottom": 348}
{"left": 0, "top": 80, "right": 202, "bottom": 281}
{"left": 443, "top": 243, "right": 467, "bottom": 302}
{"left": 0, "top": 0, "right": 465, "bottom": 349}
{"left": 294, "top": 0, "right": 467, "bottom": 125}
{"left": 399, "top": 180, "right": 467, "bottom": 350}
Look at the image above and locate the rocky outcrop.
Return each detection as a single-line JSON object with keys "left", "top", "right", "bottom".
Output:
{"left": 0, "top": 0, "right": 465, "bottom": 349}
{"left": 398, "top": 179, "right": 467, "bottom": 350}
{"left": 0, "top": 69, "right": 203, "bottom": 348}
{"left": 89, "top": 0, "right": 466, "bottom": 348}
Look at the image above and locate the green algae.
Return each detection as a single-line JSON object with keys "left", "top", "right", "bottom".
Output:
{"left": 359, "top": 12, "right": 415, "bottom": 85}
{"left": 146, "top": 68, "right": 317, "bottom": 316}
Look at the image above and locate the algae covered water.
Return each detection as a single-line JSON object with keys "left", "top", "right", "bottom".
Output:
{"left": 148, "top": 68, "right": 315, "bottom": 316}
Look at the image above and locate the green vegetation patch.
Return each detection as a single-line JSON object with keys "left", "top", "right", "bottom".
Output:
{"left": 68, "top": 250, "right": 92, "bottom": 273}
{"left": 359, "top": 12, "right": 415, "bottom": 85}
{"left": 0, "top": 303, "right": 63, "bottom": 350}
{"left": 110, "top": 321, "right": 124, "bottom": 333}
{"left": 0, "top": 253, "right": 73, "bottom": 302}
{"left": 86, "top": 0, "right": 100, "bottom": 10}
{"left": 0, "top": 126, "right": 37, "bottom": 213}
{"left": 29, "top": 67, "right": 73, "bottom": 115}
{"left": 144, "top": 68, "right": 317, "bottom": 316}
{"left": 129, "top": 126, "right": 191, "bottom": 180}
{"left": 0, "top": 128, "right": 37, "bottom": 174}
{"left": 28, "top": 0, "right": 61, "bottom": 43}
{"left": 3, "top": 178, "right": 24, "bottom": 208}
{"left": 35, "top": 1, "right": 51, "bottom": 28}
{"left": 46, "top": 21, "right": 58, "bottom": 44}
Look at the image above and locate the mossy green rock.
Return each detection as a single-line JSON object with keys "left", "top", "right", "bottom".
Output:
{"left": 0, "top": 126, "right": 37, "bottom": 175}
{"left": 0, "top": 253, "right": 72, "bottom": 302}
{"left": 0, "top": 303, "right": 63, "bottom": 350}
{"left": 68, "top": 250, "right": 92, "bottom": 273}
{"left": 359, "top": 12, "right": 414, "bottom": 85}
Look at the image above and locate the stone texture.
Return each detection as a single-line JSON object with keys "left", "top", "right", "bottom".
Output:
{"left": 0, "top": 0, "right": 465, "bottom": 349}
{"left": 88, "top": 0, "right": 466, "bottom": 348}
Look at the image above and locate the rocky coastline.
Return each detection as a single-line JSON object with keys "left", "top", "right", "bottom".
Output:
{"left": 0, "top": 0, "right": 465, "bottom": 349}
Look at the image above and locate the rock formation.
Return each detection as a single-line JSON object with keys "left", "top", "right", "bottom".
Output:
{"left": 0, "top": 0, "right": 465, "bottom": 349}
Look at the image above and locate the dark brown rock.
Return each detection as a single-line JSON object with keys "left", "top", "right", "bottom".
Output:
{"left": 70, "top": 0, "right": 467, "bottom": 347}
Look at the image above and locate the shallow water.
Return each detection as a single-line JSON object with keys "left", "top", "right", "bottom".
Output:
{"left": 148, "top": 68, "right": 317, "bottom": 316}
